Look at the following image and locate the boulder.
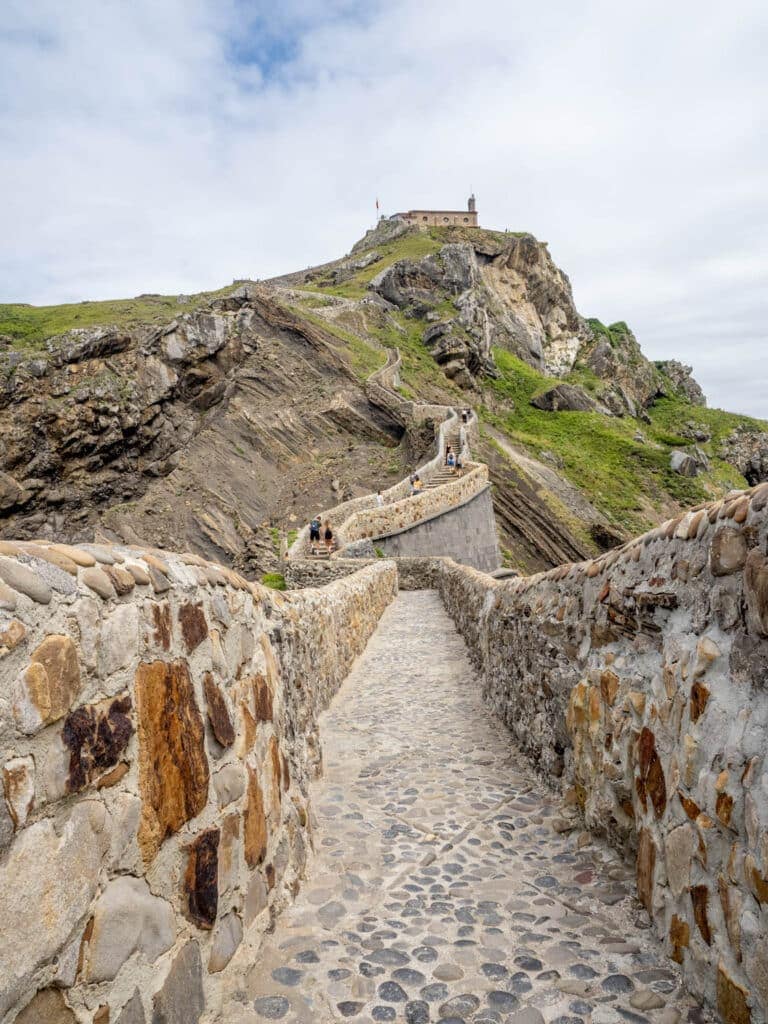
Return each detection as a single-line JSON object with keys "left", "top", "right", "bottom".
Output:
{"left": 670, "top": 450, "right": 699, "bottom": 477}
{"left": 531, "top": 384, "right": 597, "bottom": 413}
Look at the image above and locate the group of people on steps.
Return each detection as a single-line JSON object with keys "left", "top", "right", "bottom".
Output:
{"left": 307, "top": 408, "right": 471, "bottom": 555}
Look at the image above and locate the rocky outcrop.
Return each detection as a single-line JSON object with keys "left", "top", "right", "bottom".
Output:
{"left": 0, "top": 292, "right": 409, "bottom": 574}
{"left": 433, "top": 482, "right": 768, "bottom": 1022}
{"left": 656, "top": 359, "right": 707, "bottom": 407}
{"left": 530, "top": 382, "right": 600, "bottom": 413}
{"left": 721, "top": 425, "right": 768, "bottom": 485}
{"left": 369, "top": 236, "right": 590, "bottom": 385}
{"left": 0, "top": 539, "right": 396, "bottom": 1021}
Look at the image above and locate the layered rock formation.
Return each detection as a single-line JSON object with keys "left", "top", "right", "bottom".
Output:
{"left": 0, "top": 293, "right": 408, "bottom": 572}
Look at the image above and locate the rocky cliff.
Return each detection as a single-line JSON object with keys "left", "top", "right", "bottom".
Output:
{"left": 1, "top": 224, "right": 766, "bottom": 575}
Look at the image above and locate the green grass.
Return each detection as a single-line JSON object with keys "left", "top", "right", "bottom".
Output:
{"left": 261, "top": 572, "right": 286, "bottom": 591}
{"left": 482, "top": 348, "right": 754, "bottom": 536}
{"left": 0, "top": 282, "right": 244, "bottom": 349}
{"left": 586, "top": 318, "right": 632, "bottom": 349}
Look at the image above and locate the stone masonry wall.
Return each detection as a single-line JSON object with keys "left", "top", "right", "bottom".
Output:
{"left": 433, "top": 483, "right": 768, "bottom": 1024}
{"left": 375, "top": 485, "right": 501, "bottom": 572}
{"left": 0, "top": 540, "right": 396, "bottom": 1023}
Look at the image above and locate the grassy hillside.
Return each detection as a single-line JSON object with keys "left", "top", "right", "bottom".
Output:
{"left": 0, "top": 283, "right": 242, "bottom": 349}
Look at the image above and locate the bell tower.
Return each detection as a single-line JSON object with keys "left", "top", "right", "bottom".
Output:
{"left": 467, "top": 193, "right": 476, "bottom": 213}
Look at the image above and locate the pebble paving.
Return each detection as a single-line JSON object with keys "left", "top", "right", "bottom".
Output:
{"left": 225, "top": 592, "right": 710, "bottom": 1024}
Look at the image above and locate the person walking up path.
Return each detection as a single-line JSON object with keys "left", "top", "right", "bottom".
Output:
{"left": 223, "top": 592, "right": 703, "bottom": 1024}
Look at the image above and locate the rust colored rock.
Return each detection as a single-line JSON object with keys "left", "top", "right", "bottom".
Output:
{"left": 203, "top": 673, "right": 235, "bottom": 748}
{"left": 710, "top": 528, "right": 748, "bottom": 576}
{"left": 184, "top": 828, "right": 220, "bottom": 930}
{"left": 600, "top": 669, "right": 619, "bottom": 706}
{"left": 746, "top": 854, "right": 768, "bottom": 903}
{"left": 636, "top": 727, "right": 666, "bottom": 818}
{"left": 268, "top": 735, "right": 282, "bottom": 817}
{"left": 134, "top": 660, "right": 209, "bottom": 864}
{"left": 717, "top": 791, "right": 734, "bottom": 827}
{"left": 150, "top": 602, "right": 172, "bottom": 651}
{"left": 253, "top": 673, "right": 274, "bottom": 722}
{"left": 244, "top": 766, "right": 267, "bottom": 868}
{"left": 745, "top": 549, "right": 768, "bottom": 636}
{"left": 678, "top": 791, "right": 701, "bottom": 820}
{"left": 93, "top": 1008, "right": 109, "bottom": 1024}
{"left": 690, "top": 680, "right": 710, "bottom": 722}
{"left": 717, "top": 964, "right": 751, "bottom": 1024}
{"left": 669, "top": 915, "right": 690, "bottom": 964}
{"left": 690, "top": 884, "right": 712, "bottom": 944}
{"left": 62, "top": 695, "right": 133, "bottom": 793}
{"left": 636, "top": 827, "right": 656, "bottom": 912}
{"left": 179, "top": 602, "right": 208, "bottom": 653}
{"left": 96, "top": 761, "right": 129, "bottom": 789}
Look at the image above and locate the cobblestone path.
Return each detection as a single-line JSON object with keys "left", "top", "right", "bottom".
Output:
{"left": 226, "top": 592, "right": 708, "bottom": 1024}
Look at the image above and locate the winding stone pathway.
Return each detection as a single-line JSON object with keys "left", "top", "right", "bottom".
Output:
{"left": 225, "top": 592, "right": 709, "bottom": 1024}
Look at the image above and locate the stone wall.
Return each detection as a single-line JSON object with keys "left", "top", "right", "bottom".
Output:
{"left": 339, "top": 464, "right": 490, "bottom": 546}
{"left": 375, "top": 486, "right": 501, "bottom": 573}
{"left": 431, "top": 483, "right": 768, "bottom": 1023}
{"left": 0, "top": 540, "right": 396, "bottom": 1023}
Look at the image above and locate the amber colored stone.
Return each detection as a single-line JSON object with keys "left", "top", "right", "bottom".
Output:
{"left": 717, "top": 964, "right": 751, "bottom": 1024}
{"left": 600, "top": 670, "right": 619, "bottom": 706}
{"left": 203, "top": 673, "right": 235, "bottom": 747}
{"left": 669, "top": 914, "right": 690, "bottom": 963}
{"left": 678, "top": 790, "right": 701, "bottom": 820}
{"left": 185, "top": 828, "right": 220, "bottom": 930}
{"left": 244, "top": 766, "right": 267, "bottom": 868}
{"left": 179, "top": 602, "right": 209, "bottom": 653}
{"left": 150, "top": 602, "right": 172, "bottom": 651}
{"left": 23, "top": 634, "right": 82, "bottom": 728}
{"left": 93, "top": 1007, "right": 109, "bottom": 1024}
{"left": 690, "top": 680, "right": 710, "bottom": 723}
{"left": 717, "top": 791, "right": 734, "bottom": 827}
{"left": 636, "top": 828, "right": 656, "bottom": 912}
{"left": 281, "top": 752, "right": 290, "bottom": 790}
{"left": 0, "top": 619, "right": 25, "bottom": 652}
{"left": 104, "top": 564, "right": 135, "bottom": 595}
{"left": 95, "top": 762, "right": 129, "bottom": 789}
{"left": 265, "top": 863, "right": 276, "bottom": 890}
{"left": 690, "top": 884, "right": 712, "bottom": 945}
{"left": 746, "top": 854, "right": 768, "bottom": 904}
{"left": 135, "top": 660, "right": 209, "bottom": 864}
{"left": 636, "top": 727, "right": 667, "bottom": 819}
{"left": 62, "top": 695, "right": 133, "bottom": 793}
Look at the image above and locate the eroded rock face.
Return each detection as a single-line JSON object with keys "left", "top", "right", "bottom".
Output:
{"left": 134, "top": 659, "right": 209, "bottom": 863}
{"left": 656, "top": 359, "right": 707, "bottom": 406}
{"left": 530, "top": 383, "right": 599, "bottom": 413}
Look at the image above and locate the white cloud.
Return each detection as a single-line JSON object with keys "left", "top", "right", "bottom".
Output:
{"left": 1, "top": 0, "right": 766, "bottom": 415}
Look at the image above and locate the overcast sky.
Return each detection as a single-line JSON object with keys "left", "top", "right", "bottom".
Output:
{"left": 1, "top": 1, "right": 766, "bottom": 414}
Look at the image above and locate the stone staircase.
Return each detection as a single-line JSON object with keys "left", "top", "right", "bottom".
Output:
{"left": 425, "top": 427, "right": 463, "bottom": 489}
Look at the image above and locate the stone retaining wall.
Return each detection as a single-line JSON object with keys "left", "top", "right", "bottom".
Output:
{"left": 432, "top": 483, "right": 768, "bottom": 1023}
{"left": 0, "top": 540, "right": 396, "bottom": 1023}
{"left": 339, "top": 464, "right": 489, "bottom": 546}
{"left": 288, "top": 346, "right": 480, "bottom": 560}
